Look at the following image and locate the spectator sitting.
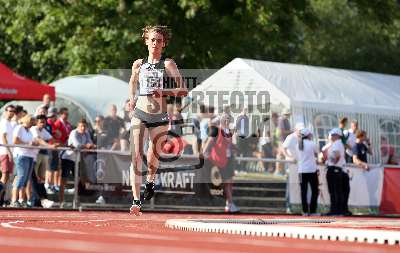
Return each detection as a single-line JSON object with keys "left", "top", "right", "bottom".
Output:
{"left": 352, "top": 130, "right": 372, "bottom": 171}
{"left": 103, "top": 104, "right": 125, "bottom": 150}
{"left": 59, "top": 118, "right": 96, "bottom": 206}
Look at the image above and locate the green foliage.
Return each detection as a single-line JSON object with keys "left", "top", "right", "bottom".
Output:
{"left": 0, "top": 0, "right": 399, "bottom": 83}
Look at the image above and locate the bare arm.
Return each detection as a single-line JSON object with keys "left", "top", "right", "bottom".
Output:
{"left": 2, "top": 133, "right": 12, "bottom": 154}
{"left": 163, "top": 58, "right": 188, "bottom": 97}
{"left": 128, "top": 59, "right": 142, "bottom": 109}
{"left": 353, "top": 155, "right": 369, "bottom": 170}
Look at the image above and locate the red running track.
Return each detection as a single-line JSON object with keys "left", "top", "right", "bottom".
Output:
{"left": 0, "top": 210, "right": 398, "bottom": 253}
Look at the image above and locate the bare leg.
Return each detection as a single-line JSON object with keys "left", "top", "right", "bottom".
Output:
{"left": 224, "top": 180, "right": 233, "bottom": 205}
{"left": 59, "top": 179, "right": 65, "bottom": 204}
{"left": 130, "top": 117, "right": 148, "bottom": 201}
{"left": 147, "top": 124, "right": 169, "bottom": 182}
{"left": 0, "top": 172, "right": 9, "bottom": 185}
{"left": 11, "top": 177, "right": 18, "bottom": 203}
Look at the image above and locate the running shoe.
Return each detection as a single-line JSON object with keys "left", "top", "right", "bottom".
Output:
{"left": 143, "top": 181, "right": 155, "bottom": 201}
{"left": 130, "top": 200, "right": 142, "bottom": 216}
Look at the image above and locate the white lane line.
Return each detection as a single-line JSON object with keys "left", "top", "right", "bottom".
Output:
{"left": 1, "top": 220, "right": 180, "bottom": 241}
{"left": 1, "top": 221, "right": 87, "bottom": 234}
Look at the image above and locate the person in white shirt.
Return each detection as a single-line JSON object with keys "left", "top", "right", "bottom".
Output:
{"left": 0, "top": 105, "right": 17, "bottom": 205}
{"left": 297, "top": 128, "right": 319, "bottom": 215}
{"left": 29, "top": 115, "right": 57, "bottom": 208}
{"left": 326, "top": 128, "right": 346, "bottom": 216}
{"left": 0, "top": 106, "right": 16, "bottom": 182}
{"left": 11, "top": 115, "right": 39, "bottom": 207}
{"left": 282, "top": 122, "right": 305, "bottom": 161}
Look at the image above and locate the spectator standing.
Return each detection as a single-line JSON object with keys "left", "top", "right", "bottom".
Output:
{"left": 29, "top": 115, "right": 56, "bottom": 208}
{"left": 297, "top": 128, "right": 319, "bottom": 215}
{"left": 54, "top": 107, "right": 73, "bottom": 145}
{"left": 339, "top": 117, "right": 349, "bottom": 146}
{"left": 345, "top": 120, "right": 358, "bottom": 162}
{"left": 45, "top": 107, "right": 61, "bottom": 193}
{"left": 53, "top": 107, "right": 72, "bottom": 192}
{"left": 0, "top": 105, "right": 16, "bottom": 205}
{"left": 204, "top": 113, "right": 239, "bottom": 213}
{"left": 234, "top": 107, "right": 250, "bottom": 157}
{"left": 103, "top": 104, "right": 125, "bottom": 150}
{"left": 282, "top": 123, "right": 305, "bottom": 161}
{"left": 11, "top": 115, "right": 38, "bottom": 207}
{"left": 59, "top": 119, "right": 96, "bottom": 205}
{"left": 326, "top": 128, "right": 346, "bottom": 216}
{"left": 35, "top": 93, "right": 52, "bottom": 115}
{"left": 223, "top": 105, "right": 234, "bottom": 126}
{"left": 275, "top": 109, "right": 291, "bottom": 175}
{"left": 93, "top": 115, "right": 108, "bottom": 149}
{"left": 352, "top": 130, "right": 372, "bottom": 170}
{"left": 381, "top": 136, "right": 398, "bottom": 165}
{"left": 120, "top": 100, "right": 132, "bottom": 151}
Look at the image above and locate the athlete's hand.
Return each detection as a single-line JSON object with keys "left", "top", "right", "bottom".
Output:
{"left": 128, "top": 97, "right": 136, "bottom": 111}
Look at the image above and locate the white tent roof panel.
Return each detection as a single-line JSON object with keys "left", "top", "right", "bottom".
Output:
{"left": 192, "top": 58, "right": 400, "bottom": 115}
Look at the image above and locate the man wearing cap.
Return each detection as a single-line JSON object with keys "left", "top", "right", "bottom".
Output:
{"left": 326, "top": 128, "right": 346, "bottom": 216}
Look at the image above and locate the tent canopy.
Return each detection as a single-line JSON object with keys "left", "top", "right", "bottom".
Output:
{"left": 51, "top": 75, "right": 129, "bottom": 123}
{"left": 0, "top": 63, "right": 55, "bottom": 101}
{"left": 191, "top": 58, "right": 400, "bottom": 115}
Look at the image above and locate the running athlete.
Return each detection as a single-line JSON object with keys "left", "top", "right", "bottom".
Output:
{"left": 128, "top": 25, "right": 187, "bottom": 215}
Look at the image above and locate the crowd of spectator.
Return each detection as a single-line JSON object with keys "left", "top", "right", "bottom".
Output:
{"left": 1, "top": 93, "right": 399, "bottom": 212}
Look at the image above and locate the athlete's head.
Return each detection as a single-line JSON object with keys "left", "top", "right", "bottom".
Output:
{"left": 142, "top": 25, "right": 171, "bottom": 54}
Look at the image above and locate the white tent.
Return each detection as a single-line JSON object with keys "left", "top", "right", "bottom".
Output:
{"left": 190, "top": 58, "right": 400, "bottom": 162}
{"left": 51, "top": 75, "right": 129, "bottom": 125}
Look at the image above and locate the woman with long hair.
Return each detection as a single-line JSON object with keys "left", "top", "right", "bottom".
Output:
{"left": 297, "top": 128, "right": 319, "bottom": 215}
{"left": 128, "top": 25, "right": 187, "bottom": 215}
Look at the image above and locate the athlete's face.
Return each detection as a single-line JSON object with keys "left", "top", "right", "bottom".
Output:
{"left": 146, "top": 31, "right": 165, "bottom": 55}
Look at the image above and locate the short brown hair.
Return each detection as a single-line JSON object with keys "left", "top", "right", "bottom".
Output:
{"left": 78, "top": 118, "right": 88, "bottom": 126}
{"left": 356, "top": 130, "right": 366, "bottom": 139}
{"left": 339, "top": 117, "right": 348, "bottom": 125}
{"left": 142, "top": 25, "right": 171, "bottom": 45}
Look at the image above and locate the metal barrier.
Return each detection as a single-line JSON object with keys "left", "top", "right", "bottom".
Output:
{"left": 0, "top": 143, "right": 398, "bottom": 210}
